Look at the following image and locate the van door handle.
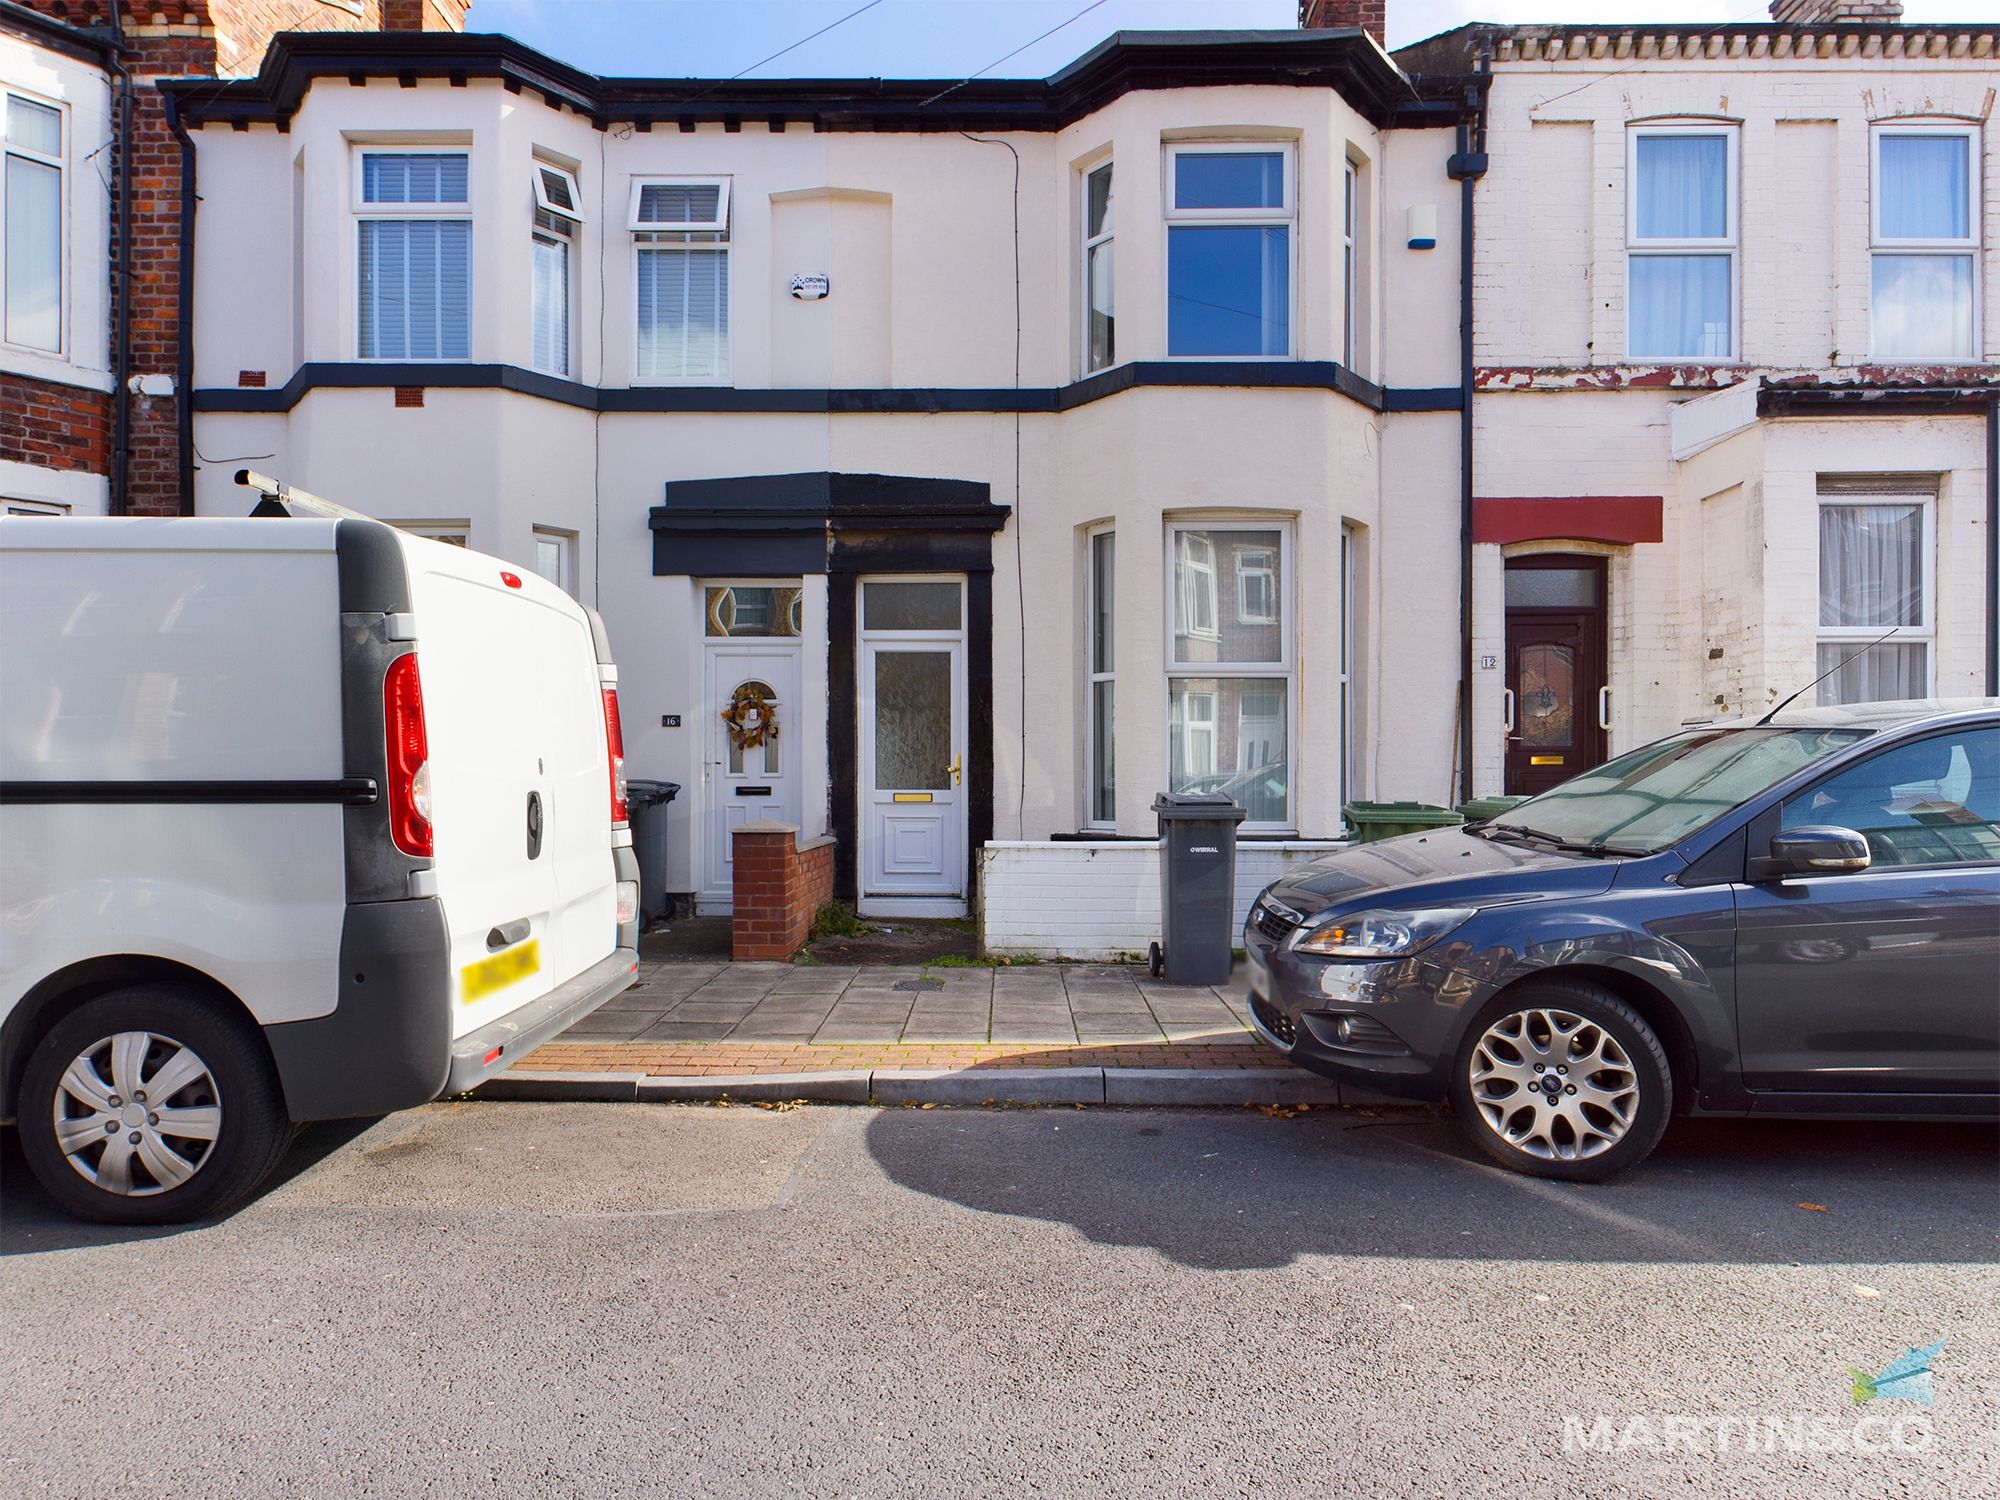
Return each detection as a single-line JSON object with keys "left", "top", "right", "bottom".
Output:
{"left": 487, "top": 918, "right": 531, "bottom": 951}
{"left": 526, "top": 790, "right": 543, "bottom": 860}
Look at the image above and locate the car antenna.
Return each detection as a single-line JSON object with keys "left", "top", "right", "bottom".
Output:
{"left": 1756, "top": 626, "right": 1898, "bottom": 726}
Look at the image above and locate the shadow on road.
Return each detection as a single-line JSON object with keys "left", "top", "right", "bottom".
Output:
{"left": 864, "top": 1105, "right": 2000, "bottom": 1271}
{"left": 0, "top": 1117, "right": 381, "bottom": 1255}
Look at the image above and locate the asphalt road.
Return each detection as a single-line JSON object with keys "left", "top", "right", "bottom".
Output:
{"left": 3, "top": 1103, "right": 1996, "bottom": 1498}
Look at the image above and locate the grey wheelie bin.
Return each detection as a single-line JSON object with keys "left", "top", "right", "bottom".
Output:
{"left": 1148, "top": 791, "right": 1248, "bottom": 986}
{"left": 625, "top": 778, "right": 680, "bottom": 921}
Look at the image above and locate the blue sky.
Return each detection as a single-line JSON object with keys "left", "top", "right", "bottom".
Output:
{"left": 466, "top": 1, "right": 1995, "bottom": 79}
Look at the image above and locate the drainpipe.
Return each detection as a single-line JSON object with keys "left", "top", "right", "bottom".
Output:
{"left": 160, "top": 88, "right": 197, "bottom": 515}
{"left": 1446, "top": 40, "right": 1492, "bottom": 802}
{"left": 1987, "top": 393, "right": 1997, "bottom": 695}
{"left": 106, "top": 5, "right": 132, "bottom": 514}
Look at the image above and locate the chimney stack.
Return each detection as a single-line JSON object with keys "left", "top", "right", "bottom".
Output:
{"left": 383, "top": 0, "right": 472, "bottom": 32}
{"left": 1768, "top": 0, "right": 1904, "bottom": 22}
{"left": 1299, "top": 2, "right": 1386, "bottom": 46}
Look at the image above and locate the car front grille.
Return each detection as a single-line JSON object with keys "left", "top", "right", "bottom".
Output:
{"left": 1253, "top": 897, "right": 1301, "bottom": 944}
{"left": 1250, "top": 992, "right": 1296, "bottom": 1047}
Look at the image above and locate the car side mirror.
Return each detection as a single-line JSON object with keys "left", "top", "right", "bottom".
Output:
{"left": 1751, "top": 825, "right": 1872, "bottom": 881}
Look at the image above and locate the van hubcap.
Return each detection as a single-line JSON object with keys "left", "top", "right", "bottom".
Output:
{"left": 1468, "top": 1007, "right": 1639, "bottom": 1162}
{"left": 51, "top": 1032, "right": 221, "bottom": 1196}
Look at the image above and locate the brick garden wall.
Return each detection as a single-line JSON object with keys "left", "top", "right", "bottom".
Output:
{"left": 731, "top": 824, "right": 836, "bottom": 963}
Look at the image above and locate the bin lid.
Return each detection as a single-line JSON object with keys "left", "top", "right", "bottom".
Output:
{"left": 1152, "top": 791, "right": 1248, "bottom": 822}
{"left": 627, "top": 778, "right": 681, "bottom": 804}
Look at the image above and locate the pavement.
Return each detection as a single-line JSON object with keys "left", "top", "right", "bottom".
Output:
{"left": 4, "top": 1103, "right": 1995, "bottom": 1498}
{"left": 491, "top": 957, "right": 1360, "bottom": 1106}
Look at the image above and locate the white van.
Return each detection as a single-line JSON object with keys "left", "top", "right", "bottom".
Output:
{"left": 0, "top": 493, "right": 640, "bottom": 1223}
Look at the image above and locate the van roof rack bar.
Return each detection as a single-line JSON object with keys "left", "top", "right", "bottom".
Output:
{"left": 235, "top": 468, "right": 375, "bottom": 523}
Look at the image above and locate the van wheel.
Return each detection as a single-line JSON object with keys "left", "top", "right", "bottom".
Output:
{"left": 17, "top": 985, "right": 293, "bottom": 1225}
{"left": 1448, "top": 980, "right": 1673, "bottom": 1183}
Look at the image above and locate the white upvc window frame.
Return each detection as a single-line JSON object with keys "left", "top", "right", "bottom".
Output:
{"left": 1081, "top": 157, "right": 1115, "bottom": 376}
{"left": 389, "top": 519, "right": 470, "bottom": 546}
{"left": 533, "top": 161, "right": 584, "bottom": 224}
{"left": 1341, "top": 156, "right": 1358, "bottom": 369}
{"left": 530, "top": 194, "right": 575, "bottom": 378}
{"left": 352, "top": 144, "right": 473, "bottom": 363}
{"left": 3, "top": 497, "right": 68, "bottom": 515}
{"left": 1084, "top": 524, "right": 1115, "bottom": 829}
{"left": 1162, "top": 141, "right": 1298, "bottom": 363}
{"left": 1625, "top": 123, "right": 1739, "bottom": 363}
{"left": 1164, "top": 518, "right": 1297, "bottom": 832}
{"left": 629, "top": 176, "right": 732, "bottom": 386}
{"left": 3, "top": 87, "right": 66, "bottom": 357}
{"left": 1868, "top": 123, "right": 1982, "bottom": 363}
{"left": 533, "top": 525, "right": 577, "bottom": 596}
{"left": 1815, "top": 495, "right": 1935, "bottom": 701}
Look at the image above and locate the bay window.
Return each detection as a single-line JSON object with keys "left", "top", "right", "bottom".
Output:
{"left": 1871, "top": 127, "right": 1978, "bottom": 360}
{"left": 1086, "top": 528, "right": 1115, "bottom": 826}
{"left": 1816, "top": 495, "right": 1932, "bottom": 705}
{"left": 4, "top": 92, "right": 62, "bottom": 353}
{"left": 1165, "top": 145, "right": 1293, "bottom": 359}
{"left": 1083, "top": 160, "right": 1114, "bottom": 374}
{"left": 1167, "top": 523, "right": 1292, "bottom": 826}
{"left": 1627, "top": 127, "right": 1736, "bottom": 360}
{"left": 357, "top": 150, "right": 471, "bottom": 360}
{"left": 632, "top": 178, "right": 730, "bottom": 382}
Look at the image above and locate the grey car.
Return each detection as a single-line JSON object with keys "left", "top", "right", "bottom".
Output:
{"left": 1243, "top": 700, "right": 2000, "bottom": 1181}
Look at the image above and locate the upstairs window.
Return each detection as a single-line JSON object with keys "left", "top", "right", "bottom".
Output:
{"left": 1627, "top": 128, "right": 1736, "bottom": 360}
{"left": 1871, "top": 127, "right": 1978, "bottom": 360}
{"left": 631, "top": 178, "right": 730, "bottom": 382}
{"left": 531, "top": 162, "right": 582, "bottom": 378}
{"left": 1341, "top": 157, "right": 1357, "bottom": 367}
{"left": 4, "top": 93, "right": 62, "bottom": 353}
{"left": 1082, "top": 161, "right": 1114, "bottom": 373}
{"left": 356, "top": 149, "right": 471, "bottom": 360}
{"left": 1166, "top": 145, "right": 1293, "bottom": 359}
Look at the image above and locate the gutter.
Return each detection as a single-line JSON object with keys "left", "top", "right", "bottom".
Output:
{"left": 160, "top": 89, "right": 198, "bottom": 515}
{"left": 1446, "top": 47, "right": 1492, "bottom": 803}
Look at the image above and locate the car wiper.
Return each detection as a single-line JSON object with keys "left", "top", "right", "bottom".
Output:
{"left": 1481, "top": 823, "right": 1646, "bottom": 858}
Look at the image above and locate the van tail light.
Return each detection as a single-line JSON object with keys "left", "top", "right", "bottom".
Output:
{"left": 384, "top": 652, "right": 434, "bottom": 857}
{"left": 601, "top": 686, "right": 629, "bottom": 826}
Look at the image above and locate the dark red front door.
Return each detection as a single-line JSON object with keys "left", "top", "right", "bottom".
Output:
{"left": 1505, "top": 558, "right": 1607, "bottom": 797}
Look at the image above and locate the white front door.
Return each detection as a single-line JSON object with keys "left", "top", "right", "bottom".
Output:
{"left": 701, "top": 644, "right": 801, "bottom": 912}
{"left": 858, "top": 578, "right": 967, "bottom": 917}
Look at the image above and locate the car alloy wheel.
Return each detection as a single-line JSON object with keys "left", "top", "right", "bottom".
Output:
{"left": 51, "top": 1030, "right": 223, "bottom": 1196}
{"left": 1466, "top": 1006, "right": 1639, "bottom": 1163}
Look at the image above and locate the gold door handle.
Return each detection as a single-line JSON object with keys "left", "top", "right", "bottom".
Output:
{"left": 948, "top": 754, "right": 962, "bottom": 786}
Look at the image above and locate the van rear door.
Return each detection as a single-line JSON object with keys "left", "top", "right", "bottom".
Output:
{"left": 399, "top": 541, "right": 615, "bottom": 1039}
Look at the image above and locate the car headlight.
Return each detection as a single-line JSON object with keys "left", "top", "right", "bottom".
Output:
{"left": 1289, "top": 906, "right": 1476, "bottom": 959}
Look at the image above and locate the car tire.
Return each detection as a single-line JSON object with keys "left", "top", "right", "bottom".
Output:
{"left": 17, "top": 984, "right": 294, "bottom": 1225}
{"left": 1448, "top": 978, "right": 1673, "bottom": 1183}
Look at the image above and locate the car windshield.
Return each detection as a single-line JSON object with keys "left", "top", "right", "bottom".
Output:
{"left": 1491, "top": 727, "right": 1876, "bottom": 853}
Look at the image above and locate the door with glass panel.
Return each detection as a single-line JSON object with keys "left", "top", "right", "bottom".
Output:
{"left": 700, "top": 583, "right": 803, "bottom": 912}
{"left": 858, "top": 579, "right": 967, "bottom": 916}
{"left": 1504, "top": 556, "right": 1607, "bottom": 797}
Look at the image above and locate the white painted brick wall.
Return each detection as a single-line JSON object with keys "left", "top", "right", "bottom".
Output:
{"left": 980, "top": 840, "right": 1345, "bottom": 960}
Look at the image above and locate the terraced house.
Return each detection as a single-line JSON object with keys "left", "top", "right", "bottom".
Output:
{"left": 6, "top": 0, "right": 1995, "bottom": 958}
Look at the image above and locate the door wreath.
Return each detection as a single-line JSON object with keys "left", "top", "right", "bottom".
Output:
{"left": 721, "top": 682, "right": 779, "bottom": 751}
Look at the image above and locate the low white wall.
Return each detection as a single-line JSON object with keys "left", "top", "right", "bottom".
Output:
{"left": 979, "top": 839, "right": 1346, "bottom": 960}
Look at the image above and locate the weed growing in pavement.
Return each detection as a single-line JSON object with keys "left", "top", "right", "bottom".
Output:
{"left": 810, "top": 901, "right": 873, "bottom": 941}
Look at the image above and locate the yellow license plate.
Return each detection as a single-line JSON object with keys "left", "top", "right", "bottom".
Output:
{"left": 462, "top": 939, "right": 540, "bottom": 1004}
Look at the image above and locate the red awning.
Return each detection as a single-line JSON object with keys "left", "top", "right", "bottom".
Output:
{"left": 1472, "top": 495, "right": 1663, "bottom": 546}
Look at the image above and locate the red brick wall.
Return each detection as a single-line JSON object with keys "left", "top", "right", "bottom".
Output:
{"left": 732, "top": 825, "right": 837, "bottom": 963}
{"left": 1299, "top": 1, "right": 1386, "bottom": 43}
{"left": 383, "top": 0, "right": 469, "bottom": 35}
{"left": 0, "top": 375, "right": 113, "bottom": 473}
